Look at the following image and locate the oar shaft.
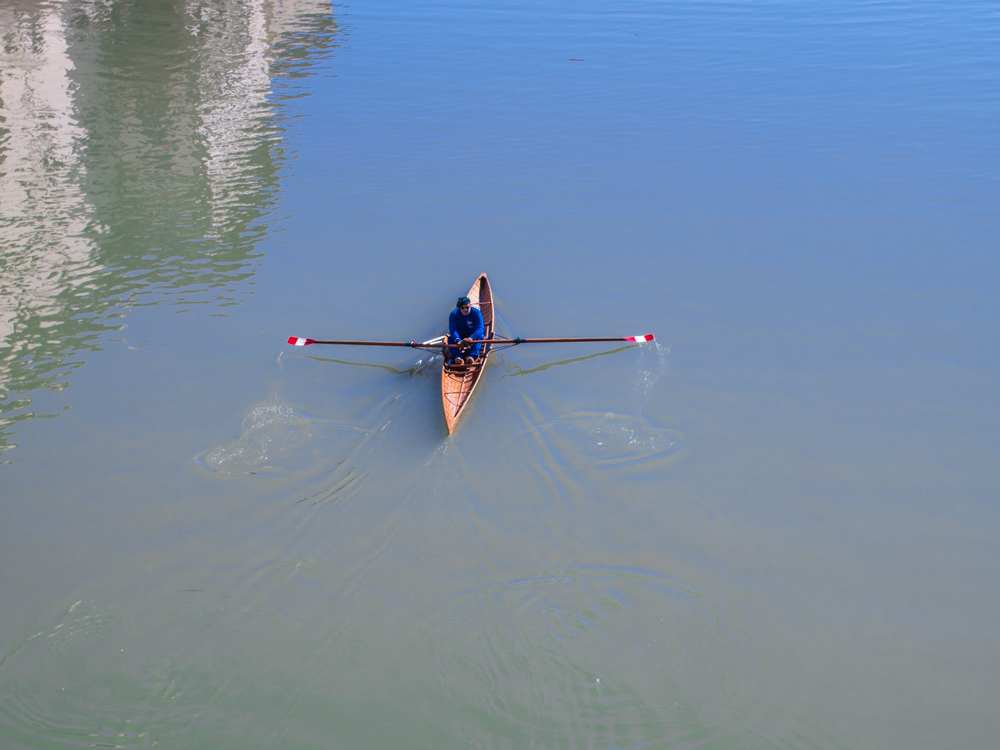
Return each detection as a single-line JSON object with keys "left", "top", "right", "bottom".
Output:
{"left": 288, "top": 334, "right": 654, "bottom": 347}
{"left": 305, "top": 340, "right": 415, "bottom": 347}
{"left": 472, "top": 336, "right": 653, "bottom": 344}
{"left": 496, "top": 337, "right": 643, "bottom": 343}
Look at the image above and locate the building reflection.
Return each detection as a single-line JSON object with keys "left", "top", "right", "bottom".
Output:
{"left": 0, "top": 0, "right": 338, "bottom": 452}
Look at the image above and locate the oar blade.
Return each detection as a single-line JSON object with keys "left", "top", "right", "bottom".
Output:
{"left": 287, "top": 336, "right": 314, "bottom": 346}
{"left": 624, "top": 334, "right": 655, "bottom": 343}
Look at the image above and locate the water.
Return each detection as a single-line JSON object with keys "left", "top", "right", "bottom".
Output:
{"left": 2, "top": 0, "right": 998, "bottom": 747}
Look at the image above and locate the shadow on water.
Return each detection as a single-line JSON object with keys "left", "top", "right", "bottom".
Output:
{"left": 290, "top": 352, "right": 436, "bottom": 377}
{"left": 0, "top": 0, "right": 341, "bottom": 454}
{"left": 499, "top": 344, "right": 638, "bottom": 377}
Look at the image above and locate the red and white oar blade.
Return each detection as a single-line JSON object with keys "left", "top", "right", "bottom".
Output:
{"left": 624, "top": 334, "right": 655, "bottom": 343}
{"left": 287, "top": 336, "right": 314, "bottom": 346}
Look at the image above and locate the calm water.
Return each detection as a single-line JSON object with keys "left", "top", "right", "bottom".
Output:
{"left": 2, "top": 0, "right": 998, "bottom": 747}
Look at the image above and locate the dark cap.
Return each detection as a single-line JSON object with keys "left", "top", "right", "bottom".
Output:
{"left": 457, "top": 296, "right": 471, "bottom": 307}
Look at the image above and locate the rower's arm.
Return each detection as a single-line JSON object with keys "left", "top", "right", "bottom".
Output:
{"left": 471, "top": 308, "right": 485, "bottom": 339}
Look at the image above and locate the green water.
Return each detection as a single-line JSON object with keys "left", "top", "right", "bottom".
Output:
{"left": 2, "top": 1, "right": 998, "bottom": 748}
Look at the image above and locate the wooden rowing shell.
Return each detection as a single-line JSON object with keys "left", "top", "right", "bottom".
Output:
{"left": 442, "top": 273, "right": 494, "bottom": 433}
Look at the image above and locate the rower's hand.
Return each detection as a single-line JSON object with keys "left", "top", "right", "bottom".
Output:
{"left": 460, "top": 338, "right": 472, "bottom": 348}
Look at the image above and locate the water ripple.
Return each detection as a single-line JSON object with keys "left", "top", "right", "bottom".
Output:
{"left": 525, "top": 411, "right": 684, "bottom": 466}
{"left": 199, "top": 403, "right": 371, "bottom": 475}
{"left": 434, "top": 563, "right": 747, "bottom": 748}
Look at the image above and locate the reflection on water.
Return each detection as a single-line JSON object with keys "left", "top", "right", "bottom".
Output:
{"left": 298, "top": 353, "right": 431, "bottom": 377}
{"left": 500, "top": 344, "right": 637, "bottom": 377}
{"left": 0, "top": 2, "right": 101, "bottom": 442}
{"left": 0, "top": 0, "right": 340, "bottom": 453}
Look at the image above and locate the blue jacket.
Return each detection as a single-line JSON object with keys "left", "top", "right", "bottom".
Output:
{"left": 449, "top": 306, "right": 484, "bottom": 342}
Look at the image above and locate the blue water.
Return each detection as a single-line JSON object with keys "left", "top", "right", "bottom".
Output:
{"left": 1, "top": 1, "right": 998, "bottom": 747}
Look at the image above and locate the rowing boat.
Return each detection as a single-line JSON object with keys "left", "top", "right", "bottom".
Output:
{"left": 286, "top": 281, "right": 654, "bottom": 433}
{"left": 441, "top": 273, "right": 494, "bottom": 433}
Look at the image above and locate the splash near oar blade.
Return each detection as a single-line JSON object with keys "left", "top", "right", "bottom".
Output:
{"left": 625, "top": 334, "right": 655, "bottom": 343}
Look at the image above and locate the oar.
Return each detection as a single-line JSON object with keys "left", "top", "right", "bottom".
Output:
{"left": 489, "top": 335, "right": 655, "bottom": 344}
{"left": 288, "top": 337, "right": 423, "bottom": 347}
{"left": 287, "top": 334, "right": 654, "bottom": 347}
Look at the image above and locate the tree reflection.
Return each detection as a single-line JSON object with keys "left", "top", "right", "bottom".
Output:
{"left": 0, "top": 0, "right": 339, "bottom": 453}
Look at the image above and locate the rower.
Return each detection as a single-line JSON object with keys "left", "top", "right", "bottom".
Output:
{"left": 447, "top": 295, "right": 484, "bottom": 365}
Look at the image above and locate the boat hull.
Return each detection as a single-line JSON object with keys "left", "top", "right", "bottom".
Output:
{"left": 441, "top": 274, "right": 494, "bottom": 433}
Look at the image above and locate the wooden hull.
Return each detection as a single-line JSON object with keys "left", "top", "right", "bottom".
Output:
{"left": 442, "top": 273, "right": 494, "bottom": 433}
